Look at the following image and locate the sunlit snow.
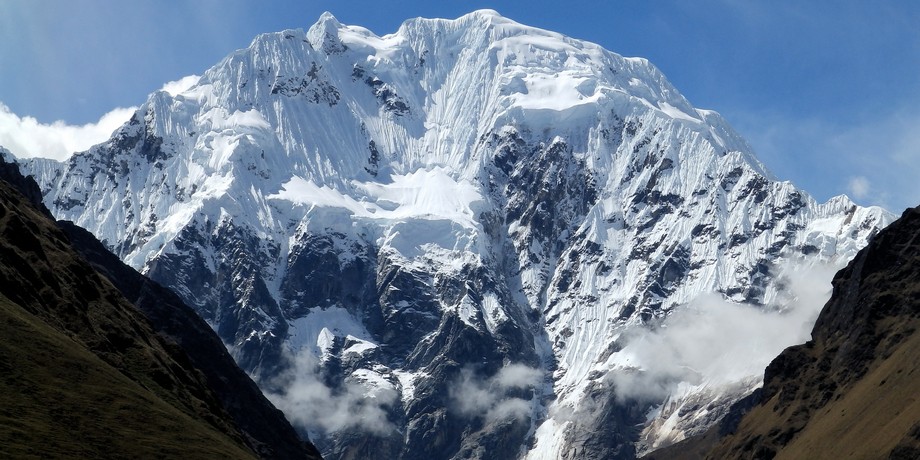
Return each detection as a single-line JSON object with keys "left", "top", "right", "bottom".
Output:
{"left": 19, "top": 9, "right": 895, "bottom": 458}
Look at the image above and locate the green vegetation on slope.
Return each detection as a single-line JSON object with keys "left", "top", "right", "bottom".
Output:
{"left": 765, "top": 322, "right": 920, "bottom": 459}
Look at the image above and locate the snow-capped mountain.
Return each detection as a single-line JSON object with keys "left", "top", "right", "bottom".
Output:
{"left": 20, "top": 10, "right": 892, "bottom": 459}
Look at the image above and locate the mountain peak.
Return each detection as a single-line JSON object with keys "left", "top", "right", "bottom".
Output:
{"left": 0, "top": 146, "right": 15, "bottom": 162}
{"left": 467, "top": 8, "right": 502, "bottom": 17}
{"left": 455, "top": 8, "right": 513, "bottom": 27}
{"left": 308, "top": 11, "right": 346, "bottom": 53}
{"left": 20, "top": 11, "right": 895, "bottom": 459}
{"left": 309, "top": 10, "right": 342, "bottom": 31}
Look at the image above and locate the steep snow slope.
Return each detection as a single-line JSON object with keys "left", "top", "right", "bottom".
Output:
{"left": 21, "top": 10, "right": 892, "bottom": 459}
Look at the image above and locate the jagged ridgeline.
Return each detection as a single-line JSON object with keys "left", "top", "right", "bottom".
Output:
{"left": 19, "top": 10, "right": 891, "bottom": 460}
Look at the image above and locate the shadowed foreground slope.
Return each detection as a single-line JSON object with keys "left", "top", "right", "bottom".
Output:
{"left": 0, "top": 179, "right": 255, "bottom": 458}
{"left": 0, "top": 292, "right": 257, "bottom": 459}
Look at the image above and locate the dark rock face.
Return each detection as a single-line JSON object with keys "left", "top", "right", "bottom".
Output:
{"left": 364, "top": 75, "right": 411, "bottom": 115}
{"left": 559, "top": 380, "right": 645, "bottom": 460}
{"left": 0, "top": 153, "right": 51, "bottom": 217}
{"left": 145, "top": 218, "right": 290, "bottom": 377}
{"left": 137, "top": 216, "right": 545, "bottom": 459}
{"left": 272, "top": 61, "right": 341, "bottom": 106}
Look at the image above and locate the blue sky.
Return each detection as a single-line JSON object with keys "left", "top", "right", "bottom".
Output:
{"left": 1, "top": 1, "right": 918, "bottom": 211}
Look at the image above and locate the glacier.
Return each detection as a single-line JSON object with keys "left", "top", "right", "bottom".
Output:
{"left": 18, "top": 10, "right": 892, "bottom": 459}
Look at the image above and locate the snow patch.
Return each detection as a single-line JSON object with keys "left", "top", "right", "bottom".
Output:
{"left": 658, "top": 102, "right": 701, "bottom": 122}
{"left": 160, "top": 75, "right": 201, "bottom": 97}
{"left": 286, "top": 306, "right": 375, "bottom": 357}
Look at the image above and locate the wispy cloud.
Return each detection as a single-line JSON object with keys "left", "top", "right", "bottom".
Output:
{"left": 0, "top": 102, "right": 136, "bottom": 161}
{"left": 450, "top": 363, "right": 542, "bottom": 422}
{"left": 848, "top": 176, "right": 871, "bottom": 200}
{"left": 161, "top": 75, "right": 201, "bottom": 97}
{"left": 0, "top": 75, "right": 201, "bottom": 162}
{"left": 607, "top": 261, "right": 837, "bottom": 402}
{"left": 265, "top": 349, "right": 398, "bottom": 436}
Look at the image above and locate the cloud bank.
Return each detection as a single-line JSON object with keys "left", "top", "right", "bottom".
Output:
{"left": 608, "top": 262, "right": 837, "bottom": 402}
{"left": 0, "top": 103, "right": 136, "bottom": 161}
{"left": 0, "top": 75, "right": 200, "bottom": 162}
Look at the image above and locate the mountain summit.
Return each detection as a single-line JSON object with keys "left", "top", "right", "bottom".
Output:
{"left": 21, "top": 11, "right": 891, "bottom": 459}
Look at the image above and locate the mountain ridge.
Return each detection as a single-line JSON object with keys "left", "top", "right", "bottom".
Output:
{"left": 16, "top": 11, "right": 893, "bottom": 459}
{"left": 709, "top": 205, "right": 920, "bottom": 459}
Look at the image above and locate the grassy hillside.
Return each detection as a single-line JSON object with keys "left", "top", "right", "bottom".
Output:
{"left": 758, "top": 321, "right": 920, "bottom": 459}
{"left": 0, "top": 293, "right": 256, "bottom": 459}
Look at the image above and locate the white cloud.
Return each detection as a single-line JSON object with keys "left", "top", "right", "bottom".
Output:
{"left": 265, "top": 349, "right": 398, "bottom": 436}
{"left": 450, "top": 363, "right": 542, "bottom": 422}
{"left": 0, "top": 102, "right": 136, "bottom": 161}
{"left": 0, "top": 74, "right": 199, "bottom": 162}
{"left": 607, "top": 261, "right": 837, "bottom": 402}
{"left": 848, "top": 176, "right": 871, "bottom": 200}
{"left": 160, "top": 74, "right": 201, "bottom": 96}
